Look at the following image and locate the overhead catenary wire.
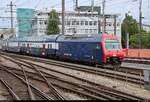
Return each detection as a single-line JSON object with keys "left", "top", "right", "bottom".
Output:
{"left": 0, "top": 0, "right": 148, "bottom": 30}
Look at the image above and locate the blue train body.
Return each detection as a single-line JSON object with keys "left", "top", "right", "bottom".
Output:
{"left": 2, "top": 34, "right": 124, "bottom": 65}
{"left": 56, "top": 34, "right": 104, "bottom": 63}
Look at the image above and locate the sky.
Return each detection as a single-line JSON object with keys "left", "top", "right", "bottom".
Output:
{"left": 0, "top": 0, "right": 150, "bottom": 28}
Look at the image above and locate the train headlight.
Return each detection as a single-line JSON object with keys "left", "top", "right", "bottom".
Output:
{"left": 42, "top": 52, "right": 45, "bottom": 55}
{"left": 113, "top": 54, "right": 116, "bottom": 57}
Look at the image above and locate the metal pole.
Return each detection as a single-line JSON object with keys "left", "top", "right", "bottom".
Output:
{"left": 104, "top": 16, "right": 106, "bottom": 33}
{"left": 62, "top": 0, "right": 65, "bottom": 35}
{"left": 138, "top": 0, "right": 142, "bottom": 57}
{"left": 10, "top": 1, "right": 13, "bottom": 34}
{"left": 98, "top": 6, "right": 101, "bottom": 33}
{"left": 125, "top": 13, "right": 128, "bottom": 48}
{"left": 127, "top": 32, "right": 129, "bottom": 49}
{"left": 76, "top": 0, "right": 78, "bottom": 8}
{"left": 139, "top": 0, "right": 142, "bottom": 49}
{"left": 102, "top": 0, "right": 105, "bottom": 34}
{"left": 74, "top": 0, "right": 78, "bottom": 11}
{"left": 114, "top": 15, "right": 116, "bottom": 35}
{"left": 91, "top": 0, "right": 94, "bottom": 15}
{"left": 7, "top": 1, "right": 16, "bottom": 36}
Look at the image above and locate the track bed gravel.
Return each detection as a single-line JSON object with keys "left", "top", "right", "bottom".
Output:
{"left": 0, "top": 56, "right": 150, "bottom": 100}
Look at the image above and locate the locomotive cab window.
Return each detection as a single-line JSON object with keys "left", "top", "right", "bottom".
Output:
{"left": 105, "top": 40, "right": 120, "bottom": 50}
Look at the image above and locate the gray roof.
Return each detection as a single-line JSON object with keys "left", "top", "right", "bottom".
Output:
{"left": 75, "top": 6, "right": 101, "bottom": 13}
{"left": 57, "top": 34, "right": 102, "bottom": 42}
{"left": 8, "top": 35, "right": 60, "bottom": 42}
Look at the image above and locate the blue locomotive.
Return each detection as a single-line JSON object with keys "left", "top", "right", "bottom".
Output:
{"left": 1, "top": 34, "right": 124, "bottom": 65}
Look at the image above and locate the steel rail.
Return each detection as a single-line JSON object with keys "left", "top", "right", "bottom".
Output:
{"left": 1, "top": 55, "right": 144, "bottom": 85}
{"left": 1, "top": 65, "right": 118, "bottom": 100}
{"left": 28, "top": 64, "right": 65, "bottom": 100}
{"left": 0, "top": 53, "right": 143, "bottom": 84}
{"left": 0, "top": 54, "right": 146, "bottom": 100}
{"left": 1, "top": 62, "right": 145, "bottom": 100}
{"left": 20, "top": 64, "right": 36, "bottom": 100}
{"left": 0, "top": 51, "right": 144, "bottom": 82}
{"left": 17, "top": 57, "right": 144, "bottom": 85}
{"left": 7, "top": 66, "right": 144, "bottom": 100}
{"left": 0, "top": 65, "right": 53, "bottom": 100}
{"left": 0, "top": 78, "right": 21, "bottom": 100}
{"left": 0, "top": 55, "right": 65, "bottom": 100}
{"left": 0, "top": 55, "right": 66, "bottom": 100}
{"left": 18, "top": 59, "right": 145, "bottom": 100}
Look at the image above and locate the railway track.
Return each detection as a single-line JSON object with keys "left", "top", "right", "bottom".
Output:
{"left": 0, "top": 52, "right": 144, "bottom": 85}
{"left": 124, "top": 57, "right": 150, "bottom": 65}
{"left": 0, "top": 53, "right": 146, "bottom": 100}
{"left": 0, "top": 65, "right": 116, "bottom": 100}
{"left": 0, "top": 66, "right": 53, "bottom": 100}
{"left": 0, "top": 51, "right": 143, "bottom": 76}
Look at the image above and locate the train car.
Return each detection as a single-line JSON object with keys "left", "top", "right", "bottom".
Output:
{"left": 5, "top": 38, "right": 21, "bottom": 53}
{"left": 101, "top": 34, "right": 124, "bottom": 65}
{"left": 2, "top": 33, "right": 124, "bottom": 65}
{"left": 19, "top": 35, "right": 60, "bottom": 57}
{"left": 56, "top": 34, "right": 124, "bottom": 65}
{"left": 1, "top": 39, "right": 8, "bottom": 51}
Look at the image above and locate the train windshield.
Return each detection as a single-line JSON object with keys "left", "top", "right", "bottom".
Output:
{"left": 105, "top": 39, "right": 120, "bottom": 50}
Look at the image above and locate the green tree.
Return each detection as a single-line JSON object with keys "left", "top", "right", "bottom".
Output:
{"left": 121, "top": 14, "right": 139, "bottom": 48}
{"left": 130, "top": 31, "right": 150, "bottom": 48}
{"left": 47, "top": 9, "right": 60, "bottom": 35}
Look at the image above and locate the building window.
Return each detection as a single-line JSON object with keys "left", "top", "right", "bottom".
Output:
{"left": 85, "top": 21, "right": 88, "bottom": 25}
{"left": 81, "top": 21, "right": 84, "bottom": 25}
{"left": 72, "top": 21, "right": 76, "bottom": 25}
{"left": 85, "top": 29, "right": 88, "bottom": 33}
{"left": 89, "top": 29, "right": 92, "bottom": 33}
{"left": 109, "top": 23, "right": 112, "bottom": 26}
{"left": 67, "top": 21, "right": 70, "bottom": 25}
{"left": 117, "top": 23, "right": 120, "bottom": 26}
{"left": 89, "top": 21, "right": 92, "bottom": 25}
{"left": 39, "top": 21, "right": 42, "bottom": 25}
{"left": 44, "top": 21, "right": 47, "bottom": 25}
{"left": 76, "top": 21, "right": 79, "bottom": 25}
{"left": 94, "top": 21, "right": 97, "bottom": 25}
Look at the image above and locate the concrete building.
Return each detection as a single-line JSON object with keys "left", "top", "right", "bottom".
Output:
{"left": 17, "top": 8, "right": 34, "bottom": 38}
{"left": 143, "top": 24, "right": 150, "bottom": 32}
{"left": 0, "top": 28, "right": 16, "bottom": 40}
{"left": 32, "top": 10, "right": 122, "bottom": 41}
{"left": 0, "top": 28, "right": 16, "bottom": 49}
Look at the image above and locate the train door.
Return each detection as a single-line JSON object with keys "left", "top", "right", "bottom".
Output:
{"left": 27, "top": 43, "right": 30, "bottom": 54}
{"left": 94, "top": 43, "right": 104, "bottom": 64}
{"left": 18, "top": 42, "right": 20, "bottom": 52}
{"left": 42, "top": 43, "right": 46, "bottom": 56}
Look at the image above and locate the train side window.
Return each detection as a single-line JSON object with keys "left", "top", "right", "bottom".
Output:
{"left": 48, "top": 44, "right": 52, "bottom": 49}
{"left": 24, "top": 44, "right": 26, "bottom": 47}
{"left": 27, "top": 44, "right": 29, "bottom": 47}
{"left": 43, "top": 44, "right": 45, "bottom": 49}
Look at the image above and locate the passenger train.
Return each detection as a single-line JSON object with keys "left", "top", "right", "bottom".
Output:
{"left": 1, "top": 33, "right": 124, "bottom": 65}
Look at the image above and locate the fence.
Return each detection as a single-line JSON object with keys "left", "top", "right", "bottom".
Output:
{"left": 124, "top": 49, "right": 150, "bottom": 58}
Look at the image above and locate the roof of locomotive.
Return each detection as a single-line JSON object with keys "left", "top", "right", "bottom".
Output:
{"left": 56, "top": 34, "right": 102, "bottom": 42}
{"left": 7, "top": 33, "right": 118, "bottom": 43}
